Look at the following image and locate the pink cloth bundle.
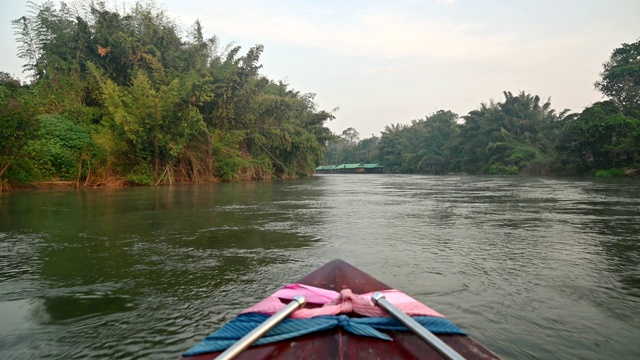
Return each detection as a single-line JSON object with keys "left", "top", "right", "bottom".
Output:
{"left": 242, "top": 283, "right": 444, "bottom": 319}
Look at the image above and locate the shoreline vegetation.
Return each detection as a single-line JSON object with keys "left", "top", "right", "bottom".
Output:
{"left": 322, "top": 43, "right": 640, "bottom": 179}
{"left": 325, "top": 85, "right": 640, "bottom": 178}
{"left": 1, "top": 1, "right": 639, "bottom": 192}
{"left": 1, "top": 1, "right": 334, "bottom": 192}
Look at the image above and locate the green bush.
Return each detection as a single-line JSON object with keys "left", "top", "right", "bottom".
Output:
{"left": 507, "top": 144, "right": 542, "bottom": 168}
{"left": 217, "top": 156, "right": 247, "bottom": 182}
{"left": 595, "top": 168, "right": 625, "bottom": 177}
{"left": 125, "top": 174, "right": 154, "bottom": 185}
{"left": 125, "top": 165, "right": 154, "bottom": 185}
{"left": 25, "top": 115, "right": 96, "bottom": 180}
{"left": 488, "top": 163, "right": 519, "bottom": 175}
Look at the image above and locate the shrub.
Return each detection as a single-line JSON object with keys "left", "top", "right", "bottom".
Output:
{"left": 595, "top": 168, "right": 625, "bottom": 177}
{"left": 488, "top": 163, "right": 519, "bottom": 175}
{"left": 124, "top": 165, "right": 154, "bottom": 185}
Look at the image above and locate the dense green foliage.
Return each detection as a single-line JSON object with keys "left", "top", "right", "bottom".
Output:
{"left": 0, "top": 72, "right": 39, "bottom": 190}
{"left": 595, "top": 168, "right": 626, "bottom": 178}
{"left": 1, "top": 1, "right": 333, "bottom": 189}
{"left": 3, "top": 2, "right": 638, "bottom": 187}
{"left": 378, "top": 110, "right": 459, "bottom": 173}
{"left": 556, "top": 101, "right": 640, "bottom": 173}
{"left": 595, "top": 41, "right": 640, "bottom": 118}
{"left": 27, "top": 114, "right": 96, "bottom": 183}
{"left": 450, "top": 92, "right": 566, "bottom": 174}
{"left": 327, "top": 39, "right": 640, "bottom": 176}
{"left": 325, "top": 127, "right": 379, "bottom": 165}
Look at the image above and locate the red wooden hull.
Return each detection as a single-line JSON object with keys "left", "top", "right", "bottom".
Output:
{"left": 182, "top": 260, "right": 500, "bottom": 359}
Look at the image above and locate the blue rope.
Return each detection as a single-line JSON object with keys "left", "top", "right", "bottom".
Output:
{"left": 184, "top": 313, "right": 466, "bottom": 356}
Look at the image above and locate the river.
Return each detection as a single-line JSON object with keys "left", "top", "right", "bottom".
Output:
{"left": 0, "top": 175, "right": 639, "bottom": 359}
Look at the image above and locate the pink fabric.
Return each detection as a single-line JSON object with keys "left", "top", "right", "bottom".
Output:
{"left": 241, "top": 283, "right": 444, "bottom": 319}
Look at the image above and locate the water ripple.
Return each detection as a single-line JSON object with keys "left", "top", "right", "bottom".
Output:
{"left": 1, "top": 176, "right": 639, "bottom": 359}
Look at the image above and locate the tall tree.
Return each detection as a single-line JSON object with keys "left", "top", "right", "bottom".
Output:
{"left": 341, "top": 127, "right": 360, "bottom": 144}
{"left": 377, "top": 123, "right": 409, "bottom": 171}
{"left": 450, "top": 92, "right": 567, "bottom": 174}
{"left": 595, "top": 39, "right": 640, "bottom": 117}
{"left": 557, "top": 101, "right": 640, "bottom": 171}
{"left": 0, "top": 74, "right": 38, "bottom": 190}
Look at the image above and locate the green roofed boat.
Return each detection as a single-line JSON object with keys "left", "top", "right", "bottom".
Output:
{"left": 316, "top": 163, "right": 385, "bottom": 174}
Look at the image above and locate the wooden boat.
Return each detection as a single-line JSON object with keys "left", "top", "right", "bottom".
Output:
{"left": 182, "top": 259, "right": 500, "bottom": 359}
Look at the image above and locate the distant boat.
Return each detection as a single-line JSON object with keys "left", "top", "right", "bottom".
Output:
{"left": 316, "top": 163, "right": 385, "bottom": 174}
{"left": 181, "top": 259, "right": 500, "bottom": 359}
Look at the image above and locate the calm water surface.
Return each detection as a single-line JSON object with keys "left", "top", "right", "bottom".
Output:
{"left": 0, "top": 175, "right": 639, "bottom": 359}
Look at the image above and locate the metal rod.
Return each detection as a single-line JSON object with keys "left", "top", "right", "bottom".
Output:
{"left": 214, "top": 295, "right": 306, "bottom": 360}
{"left": 372, "top": 292, "right": 466, "bottom": 360}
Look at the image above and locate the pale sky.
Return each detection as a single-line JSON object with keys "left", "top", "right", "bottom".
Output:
{"left": 1, "top": 0, "right": 639, "bottom": 137}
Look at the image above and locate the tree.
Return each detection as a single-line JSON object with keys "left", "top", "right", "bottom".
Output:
{"left": 0, "top": 74, "right": 38, "bottom": 190}
{"left": 341, "top": 127, "right": 360, "bottom": 144}
{"left": 376, "top": 123, "right": 410, "bottom": 171}
{"left": 355, "top": 135, "right": 379, "bottom": 164}
{"left": 557, "top": 101, "right": 640, "bottom": 171}
{"left": 26, "top": 115, "right": 96, "bottom": 185}
{"left": 0, "top": 72, "right": 21, "bottom": 85}
{"left": 4, "top": 1, "right": 335, "bottom": 187}
{"left": 450, "top": 92, "right": 567, "bottom": 174}
{"left": 595, "top": 39, "right": 640, "bottom": 117}
{"left": 325, "top": 127, "right": 369, "bottom": 165}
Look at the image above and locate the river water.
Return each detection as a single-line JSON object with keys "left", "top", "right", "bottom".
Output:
{"left": 0, "top": 175, "right": 638, "bottom": 359}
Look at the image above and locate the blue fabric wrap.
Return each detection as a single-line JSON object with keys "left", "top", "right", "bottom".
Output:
{"left": 183, "top": 313, "right": 466, "bottom": 356}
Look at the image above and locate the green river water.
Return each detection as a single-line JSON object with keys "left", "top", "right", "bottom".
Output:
{"left": 0, "top": 175, "right": 639, "bottom": 359}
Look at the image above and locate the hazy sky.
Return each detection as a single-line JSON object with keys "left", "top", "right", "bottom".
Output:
{"left": 1, "top": 0, "right": 639, "bottom": 137}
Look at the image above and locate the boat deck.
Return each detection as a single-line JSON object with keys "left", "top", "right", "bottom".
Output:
{"left": 182, "top": 260, "right": 501, "bottom": 359}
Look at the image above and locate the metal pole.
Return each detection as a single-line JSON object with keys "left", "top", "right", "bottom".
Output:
{"left": 372, "top": 292, "right": 466, "bottom": 360}
{"left": 215, "top": 295, "right": 306, "bottom": 360}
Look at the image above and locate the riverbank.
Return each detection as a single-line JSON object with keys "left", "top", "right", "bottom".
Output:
{"left": 3, "top": 165, "right": 638, "bottom": 193}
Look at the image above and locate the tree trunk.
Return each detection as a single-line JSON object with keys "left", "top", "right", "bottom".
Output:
{"left": 0, "top": 161, "right": 11, "bottom": 179}
{"left": 0, "top": 161, "right": 13, "bottom": 192}
{"left": 84, "top": 159, "right": 91, "bottom": 186}
{"left": 76, "top": 160, "right": 82, "bottom": 188}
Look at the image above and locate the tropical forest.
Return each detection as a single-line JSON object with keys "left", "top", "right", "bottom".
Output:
{"left": 327, "top": 43, "right": 640, "bottom": 177}
{"left": 1, "top": 1, "right": 639, "bottom": 192}
{"left": 0, "top": 1, "right": 334, "bottom": 191}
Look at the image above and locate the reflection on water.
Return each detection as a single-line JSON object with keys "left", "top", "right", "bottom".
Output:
{"left": 1, "top": 176, "right": 639, "bottom": 359}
